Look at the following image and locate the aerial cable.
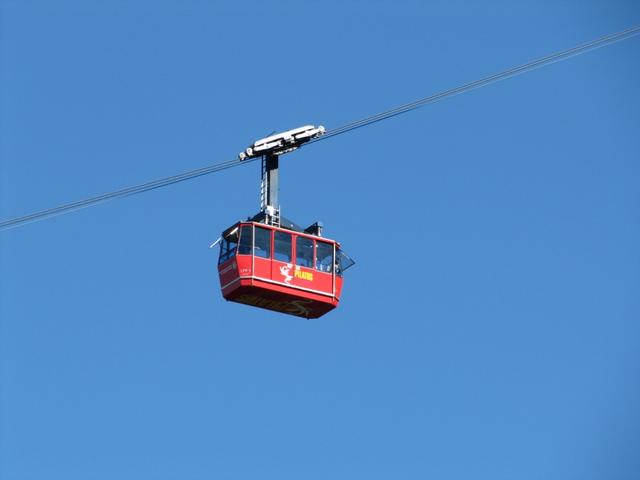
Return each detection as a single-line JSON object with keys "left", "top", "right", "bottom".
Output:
{"left": 315, "top": 24, "right": 640, "bottom": 141}
{"left": 1, "top": 24, "right": 639, "bottom": 232}
{"left": 0, "top": 157, "right": 257, "bottom": 231}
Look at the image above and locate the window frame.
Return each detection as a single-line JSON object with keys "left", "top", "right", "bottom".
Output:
{"left": 218, "top": 226, "right": 239, "bottom": 265}
{"left": 335, "top": 247, "right": 355, "bottom": 276}
{"left": 295, "top": 234, "right": 315, "bottom": 269}
{"left": 253, "top": 225, "right": 272, "bottom": 259}
{"left": 274, "top": 229, "right": 293, "bottom": 263}
{"left": 314, "top": 239, "right": 334, "bottom": 273}
{"left": 237, "top": 224, "right": 253, "bottom": 256}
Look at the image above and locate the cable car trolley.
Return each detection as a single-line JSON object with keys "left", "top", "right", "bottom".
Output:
{"left": 215, "top": 125, "right": 354, "bottom": 319}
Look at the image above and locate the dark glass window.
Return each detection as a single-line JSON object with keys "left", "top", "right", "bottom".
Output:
{"left": 296, "top": 236, "right": 314, "bottom": 268}
{"left": 254, "top": 226, "right": 272, "bottom": 259}
{"left": 315, "top": 241, "right": 333, "bottom": 273}
{"left": 274, "top": 231, "right": 292, "bottom": 262}
{"left": 238, "top": 225, "right": 253, "bottom": 255}
{"left": 218, "top": 227, "right": 239, "bottom": 264}
{"left": 336, "top": 249, "right": 355, "bottom": 276}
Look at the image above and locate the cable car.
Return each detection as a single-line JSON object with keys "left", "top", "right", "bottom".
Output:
{"left": 217, "top": 218, "right": 354, "bottom": 319}
{"left": 215, "top": 125, "right": 354, "bottom": 319}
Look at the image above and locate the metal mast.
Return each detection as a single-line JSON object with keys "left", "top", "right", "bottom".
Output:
{"left": 237, "top": 124, "right": 326, "bottom": 227}
{"left": 260, "top": 154, "right": 280, "bottom": 226}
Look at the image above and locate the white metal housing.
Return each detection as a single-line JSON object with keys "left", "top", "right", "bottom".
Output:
{"left": 239, "top": 125, "right": 325, "bottom": 160}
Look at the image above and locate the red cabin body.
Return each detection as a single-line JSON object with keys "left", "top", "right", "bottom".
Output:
{"left": 218, "top": 221, "right": 347, "bottom": 319}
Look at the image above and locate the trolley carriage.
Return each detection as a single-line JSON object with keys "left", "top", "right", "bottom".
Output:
{"left": 217, "top": 124, "right": 353, "bottom": 319}
{"left": 218, "top": 221, "right": 353, "bottom": 318}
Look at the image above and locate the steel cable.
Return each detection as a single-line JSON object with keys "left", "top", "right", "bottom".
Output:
{"left": 0, "top": 157, "right": 258, "bottom": 231}
{"left": 1, "top": 24, "right": 639, "bottom": 232}
{"left": 314, "top": 24, "right": 640, "bottom": 141}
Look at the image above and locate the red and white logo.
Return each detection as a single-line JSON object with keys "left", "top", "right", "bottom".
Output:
{"left": 279, "top": 263, "right": 293, "bottom": 284}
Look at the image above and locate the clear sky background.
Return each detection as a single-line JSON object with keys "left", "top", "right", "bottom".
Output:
{"left": 1, "top": 1, "right": 639, "bottom": 479}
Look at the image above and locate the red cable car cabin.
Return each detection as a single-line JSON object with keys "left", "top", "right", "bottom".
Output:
{"left": 217, "top": 221, "right": 353, "bottom": 319}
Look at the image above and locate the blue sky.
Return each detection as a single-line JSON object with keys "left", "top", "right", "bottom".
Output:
{"left": 1, "top": 1, "right": 639, "bottom": 479}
